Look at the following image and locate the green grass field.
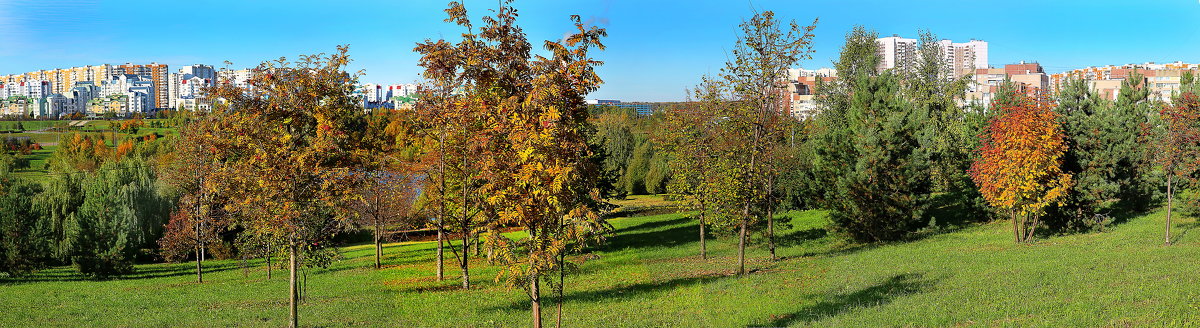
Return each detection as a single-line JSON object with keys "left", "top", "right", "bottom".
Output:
{"left": 3, "top": 119, "right": 179, "bottom": 182}
{"left": 3, "top": 202, "right": 1199, "bottom": 327}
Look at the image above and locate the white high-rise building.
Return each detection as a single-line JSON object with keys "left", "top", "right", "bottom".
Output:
{"left": 876, "top": 35, "right": 988, "bottom": 78}
{"left": 876, "top": 35, "right": 918, "bottom": 73}
{"left": 180, "top": 64, "right": 216, "bottom": 82}
{"left": 217, "top": 68, "right": 254, "bottom": 89}
{"left": 169, "top": 66, "right": 215, "bottom": 110}
{"left": 936, "top": 39, "right": 988, "bottom": 78}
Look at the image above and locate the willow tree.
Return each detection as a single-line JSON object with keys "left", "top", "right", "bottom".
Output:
{"left": 717, "top": 10, "right": 816, "bottom": 270}
{"left": 199, "top": 46, "right": 367, "bottom": 328}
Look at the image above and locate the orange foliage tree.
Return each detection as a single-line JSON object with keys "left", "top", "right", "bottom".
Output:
{"left": 970, "top": 89, "right": 1073, "bottom": 243}
{"left": 1155, "top": 92, "right": 1200, "bottom": 245}
{"left": 196, "top": 46, "right": 367, "bottom": 328}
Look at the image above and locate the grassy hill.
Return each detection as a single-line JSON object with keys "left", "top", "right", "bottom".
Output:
{"left": 2, "top": 199, "right": 1199, "bottom": 327}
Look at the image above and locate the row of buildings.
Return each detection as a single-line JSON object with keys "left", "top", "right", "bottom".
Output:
{"left": 786, "top": 36, "right": 991, "bottom": 119}
{"left": 785, "top": 34, "right": 1200, "bottom": 119}
{"left": 0, "top": 63, "right": 419, "bottom": 118}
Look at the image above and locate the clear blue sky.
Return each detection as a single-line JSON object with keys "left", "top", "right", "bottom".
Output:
{"left": 2, "top": 0, "right": 1199, "bottom": 101}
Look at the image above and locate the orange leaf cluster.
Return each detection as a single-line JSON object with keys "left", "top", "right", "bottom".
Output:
{"left": 970, "top": 92, "right": 1073, "bottom": 219}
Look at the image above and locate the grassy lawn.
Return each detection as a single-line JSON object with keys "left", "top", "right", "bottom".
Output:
{"left": 3, "top": 207, "right": 1200, "bottom": 326}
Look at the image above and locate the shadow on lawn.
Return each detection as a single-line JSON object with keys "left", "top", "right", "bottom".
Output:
{"left": 487, "top": 273, "right": 730, "bottom": 312}
{"left": 775, "top": 228, "right": 828, "bottom": 247}
{"left": 1172, "top": 220, "right": 1200, "bottom": 244}
{"left": 760, "top": 273, "right": 937, "bottom": 327}
{"left": 596, "top": 224, "right": 698, "bottom": 252}
{"left": 0, "top": 262, "right": 242, "bottom": 285}
{"left": 611, "top": 216, "right": 692, "bottom": 234}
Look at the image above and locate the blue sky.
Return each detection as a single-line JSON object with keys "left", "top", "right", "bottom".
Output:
{"left": 1, "top": 0, "right": 1199, "bottom": 101}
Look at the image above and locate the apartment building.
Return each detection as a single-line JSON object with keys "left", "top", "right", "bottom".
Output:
{"left": 786, "top": 67, "right": 837, "bottom": 119}
{"left": 1049, "top": 62, "right": 1200, "bottom": 102}
{"left": 938, "top": 39, "right": 988, "bottom": 78}
{"left": 168, "top": 65, "right": 216, "bottom": 111}
{"left": 876, "top": 35, "right": 988, "bottom": 78}
{"left": 876, "top": 35, "right": 918, "bottom": 73}
{"left": 966, "top": 62, "right": 1049, "bottom": 105}
{"left": 111, "top": 63, "right": 169, "bottom": 109}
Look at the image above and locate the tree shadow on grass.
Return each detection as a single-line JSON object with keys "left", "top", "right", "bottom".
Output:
{"left": 594, "top": 224, "right": 698, "bottom": 252}
{"left": 486, "top": 273, "right": 731, "bottom": 312}
{"left": 1171, "top": 219, "right": 1200, "bottom": 243}
{"left": 757, "top": 273, "right": 937, "bottom": 327}
{"left": 775, "top": 228, "right": 828, "bottom": 247}
{"left": 0, "top": 262, "right": 243, "bottom": 285}
{"left": 611, "top": 216, "right": 693, "bottom": 234}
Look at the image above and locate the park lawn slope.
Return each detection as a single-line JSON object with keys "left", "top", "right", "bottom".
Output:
{"left": 2, "top": 207, "right": 1199, "bottom": 327}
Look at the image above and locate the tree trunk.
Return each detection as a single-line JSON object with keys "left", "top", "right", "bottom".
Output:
{"left": 196, "top": 243, "right": 203, "bottom": 283}
{"left": 767, "top": 205, "right": 776, "bottom": 261}
{"left": 374, "top": 217, "right": 382, "bottom": 269}
{"left": 767, "top": 177, "right": 777, "bottom": 261}
{"left": 436, "top": 226, "right": 445, "bottom": 280}
{"left": 289, "top": 242, "right": 299, "bottom": 328}
{"left": 699, "top": 213, "right": 707, "bottom": 260}
{"left": 531, "top": 273, "right": 542, "bottom": 328}
{"left": 461, "top": 233, "right": 470, "bottom": 289}
{"left": 737, "top": 220, "right": 747, "bottom": 276}
{"left": 1011, "top": 210, "right": 1019, "bottom": 243}
{"left": 195, "top": 224, "right": 203, "bottom": 283}
{"left": 266, "top": 245, "right": 272, "bottom": 280}
{"left": 556, "top": 253, "right": 564, "bottom": 328}
{"left": 1167, "top": 174, "right": 1174, "bottom": 246}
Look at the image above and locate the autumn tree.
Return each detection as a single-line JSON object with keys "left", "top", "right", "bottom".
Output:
{"left": 198, "top": 46, "right": 367, "bottom": 328}
{"left": 158, "top": 193, "right": 224, "bottom": 282}
{"left": 411, "top": 0, "right": 524, "bottom": 289}
{"left": 349, "top": 170, "right": 418, "bottom": 269}
{"left": 158, "top": 116, "right": 230, "bottom": 283}
{"left": 970, "top": 89, "right": 1073, "bottom": 243}
{"left": 659, "top": 77, "right": 725, "bottom": 260}
{"left": 422, "top": 2, "right": 613, "bottom": 326}
{"left": 716, "top": 9, "right": 815, "bottom": 270}
{"left": 1155, "top": 92, "right": 1200, "bottom": 245}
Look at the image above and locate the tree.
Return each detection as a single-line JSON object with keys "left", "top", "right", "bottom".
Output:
{"left": 1154, "top": 92, "right": 1200, "bottom": 245}
{"left": 159, "top": 117, "right": 229, "bottom": 283}
{"left": 158, "top": 193, "right": 225, "bottom": 282}
{"left": 1052, "top": 75, "right": 1156, "bottom": 231}
{"left": 970, "top": 89, "right": 1073, "bottom": 243}
{"left": 72, "top": 157, "right": 172, "bottom": 277}
{"left": 659, "top": 77, "right": 726, "bottom": 260}
{"left": 811, "top": 26, "right": 932, "bottom": 242}
{"left": 349, "top": 170, "right": 418, "bottom": 269}
{"left": 449, "top": 2, "right": 611, "bottom": 326}
{"left": 717, "top": 10, "right": 816, "bottom": 269}
{"left": 0, "top": 167, "right": 47, "bottom": 276}
{"left": 199, "top": 46, "right": 367, "bottom": 328}
{"left": 412, "top": 0, "right": 525, "bottom": 289}
{"left": 591, "top": 107, "right": 640, "bottom": 198}
{"left": 906, "top": 31, "right": 985, "bottom": 221}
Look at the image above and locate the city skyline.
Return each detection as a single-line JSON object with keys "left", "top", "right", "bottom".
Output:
{"left": 2, "top": 0, "right": 1200, "bottom": 101}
